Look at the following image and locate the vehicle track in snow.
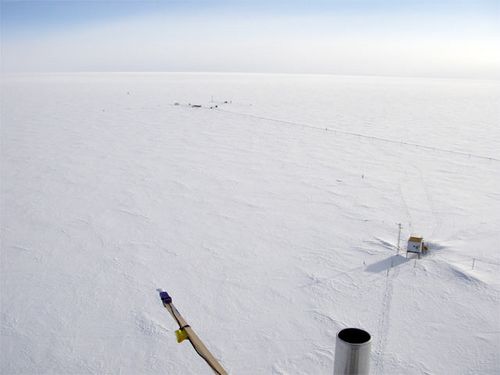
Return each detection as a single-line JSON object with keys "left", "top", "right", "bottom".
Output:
{"left": 373, "top": 253, "right": 400, "bottom": 375}
{"left": 399, "top": 183, "right": 414, "bottom": 235}
{"left": 374, "top": 162, "right": 440, "bottom": 375}
{"left": 398, "top": 162, "right": 438, "bottom": 239}
{"left": 374, "top": 159, "right": 441, "bottom": 374}
{"left": 414, "top": 164, "right": 442, "bottom": 238}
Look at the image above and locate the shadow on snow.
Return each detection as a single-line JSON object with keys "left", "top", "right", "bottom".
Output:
{"left": 365, "top": 254, "right": 410, "bottom": 273}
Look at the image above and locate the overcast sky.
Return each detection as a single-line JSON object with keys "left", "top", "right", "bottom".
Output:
{"left": 1, "top": 0, "right": 499, "bottom": 78}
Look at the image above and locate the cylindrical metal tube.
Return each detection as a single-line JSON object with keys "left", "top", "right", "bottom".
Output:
{"left": 333, "top": 328, "right": 371, "bottom": 375}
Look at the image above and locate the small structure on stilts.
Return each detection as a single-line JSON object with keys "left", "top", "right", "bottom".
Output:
{"left": 406, "top": 236, "right": 428, "bottom": 259}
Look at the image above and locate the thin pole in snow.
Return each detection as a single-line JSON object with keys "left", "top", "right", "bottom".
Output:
{"left": 472, "top": 258, "right": 476, "bottom": 270}
{"left": 396, "top": 223, "right": 402, "bottom": 253}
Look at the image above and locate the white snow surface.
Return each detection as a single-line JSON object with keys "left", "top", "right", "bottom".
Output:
{"left": 1, "top": 73, "right": 499, "bottom": 374}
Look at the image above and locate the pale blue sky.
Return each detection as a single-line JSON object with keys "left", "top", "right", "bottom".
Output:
{"left": 1, "top": 0, "right": 499, "bottom": 77}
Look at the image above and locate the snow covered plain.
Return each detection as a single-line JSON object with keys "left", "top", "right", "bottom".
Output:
{"left": 1, "top": 73, "right": 499, "bottom": 374}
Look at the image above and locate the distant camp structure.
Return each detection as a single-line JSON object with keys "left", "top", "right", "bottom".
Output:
{"left": 406, "top": 236, "right": 429, "bottom": 258}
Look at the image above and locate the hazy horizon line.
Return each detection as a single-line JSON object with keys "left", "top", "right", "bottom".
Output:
{"left": 2, "top": 70, "right": 499, "bottom": 82}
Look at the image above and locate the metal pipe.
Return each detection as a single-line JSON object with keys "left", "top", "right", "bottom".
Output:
{"left": 333, "top": 328, "right": 371, "bottom": 375}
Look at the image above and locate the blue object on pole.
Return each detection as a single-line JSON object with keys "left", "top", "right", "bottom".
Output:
{"left": 160, "top": 291, "right": 172, "bottom": 304}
